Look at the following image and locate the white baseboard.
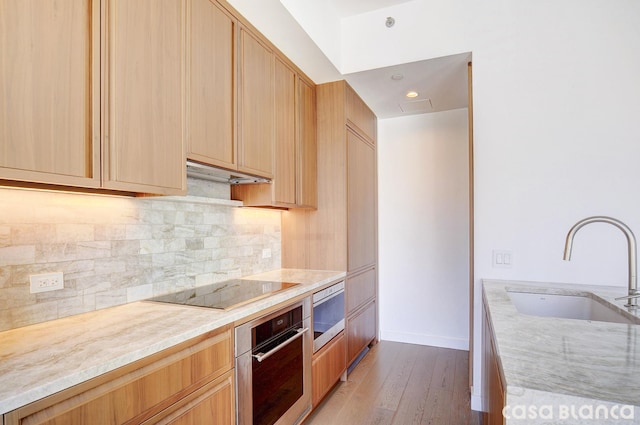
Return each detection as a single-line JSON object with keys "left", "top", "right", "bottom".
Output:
{"left": 380, "top": 329, "right": 469, "bottom": 351}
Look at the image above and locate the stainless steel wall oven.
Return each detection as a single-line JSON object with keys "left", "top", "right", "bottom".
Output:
{"left": 312, "top": 281, "right": 345, "bottom": 353}
{"left": 235, "top": 298, "right": 311, "bottom": 425}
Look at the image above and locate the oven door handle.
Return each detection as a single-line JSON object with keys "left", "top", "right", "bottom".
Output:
{"left": 252, "top": 327, "right": 309, "bottom": 363}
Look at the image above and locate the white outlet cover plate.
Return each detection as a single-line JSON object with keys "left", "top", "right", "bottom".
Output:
{"left": 30, "top": 272, "right": 64, "bottom": 294}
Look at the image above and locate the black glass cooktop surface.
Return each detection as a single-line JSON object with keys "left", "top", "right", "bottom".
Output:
{"left": 148, "top": 279, "right": 299, "bottom": 310}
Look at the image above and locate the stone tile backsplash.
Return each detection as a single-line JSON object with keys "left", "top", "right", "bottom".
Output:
{"left": 0, "top": 180, "right": 282, "bottom": 331}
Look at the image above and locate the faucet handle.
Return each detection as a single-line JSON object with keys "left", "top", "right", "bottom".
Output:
{"left": 614, "top": 292, "right": 640, "bottom": 301}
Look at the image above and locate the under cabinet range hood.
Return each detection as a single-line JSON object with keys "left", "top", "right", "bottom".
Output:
{"left": 186, "top": 160, "right": 271, "bottom": 185}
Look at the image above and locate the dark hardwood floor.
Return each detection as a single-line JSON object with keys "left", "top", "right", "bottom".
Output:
{"left": 304, "top": 341, "right": 482, "bottom": 425}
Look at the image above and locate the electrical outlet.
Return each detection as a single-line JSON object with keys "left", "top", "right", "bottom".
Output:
{"left": 262, "top": 248, "right": 272, "bottom": 259}
{"left": 30, "top": 272, "right": 64, "bottom": 294}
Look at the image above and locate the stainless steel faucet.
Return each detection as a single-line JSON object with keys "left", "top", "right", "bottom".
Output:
{"left": 563, "top": 216, "right": 638, "bottom": 308}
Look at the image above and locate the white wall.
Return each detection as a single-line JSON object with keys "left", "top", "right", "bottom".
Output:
{"left": 378, "top": 109, "right": 469, "bottom": 350}
{"left": 338, "top": 0, "right": 640, "bottom": 410}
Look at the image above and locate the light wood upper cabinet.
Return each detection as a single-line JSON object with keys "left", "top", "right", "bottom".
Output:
{"left": 296, "top": 77, "right": 318, "bottom": 209}
{"left": 231, "top": 59, "right": 317, "bottom": 209}
{"left": 238, "top": 27, "right": 274, "bottom": 179}
{"left": 0, "top": 0, "right": 100, "bottom": 188}
{"left": 102, "top": 0, "right": 186, "bottom": 195}
{"left": 0, "top": 0, "right": 186, "bottom": 195}
{"left": 273, "top": 58, "right": 297, "bottom": 205}
{"left": 187, "top": 0, "right": 236, "bottom": 170}
{"left": 345, "top": 84, "right": 376, "bottom": 144}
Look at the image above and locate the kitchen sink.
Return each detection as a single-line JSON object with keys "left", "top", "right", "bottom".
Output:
{"left": 507, "top": 290, "right": 639, "bottom": 324}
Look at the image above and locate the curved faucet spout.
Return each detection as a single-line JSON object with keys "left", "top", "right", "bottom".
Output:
{"left": 563, "top": 216, "right": 638, "bottom": 308}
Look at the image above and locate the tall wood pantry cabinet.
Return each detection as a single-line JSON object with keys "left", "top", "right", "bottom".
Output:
{"left": 0, "top": 0, "right": 186, "bottom": 195}
{"left": 283, "top": 80, "right": 378, "bottom": 401}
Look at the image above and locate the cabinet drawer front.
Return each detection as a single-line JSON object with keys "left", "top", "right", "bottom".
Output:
{"left": 6, "top": 326, "right": 232, "bottom": 425}
{"left": 347, "top": 301, "right": 376, "bottom": 365}
{"left": 311, "top": 332, "right": 346, "bottom": 407}
{"left": 346, "top": 268, "right": 376, "bottom": 316}
{"left": 142, "top": 370, "right": 234, "bottom": 425}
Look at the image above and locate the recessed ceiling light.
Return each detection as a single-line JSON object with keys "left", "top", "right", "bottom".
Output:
{"left": 406, "top": 91, "right": 419, "bottom": 98}
{"left": 391, "top": 74, "right": 404, "bottom": 81}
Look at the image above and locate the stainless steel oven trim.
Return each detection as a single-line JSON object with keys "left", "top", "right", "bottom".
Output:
{"left": 235, "top": 298, "right": 312, "bottom": 425}
{"left": 312, "top": 280, "right": 345, "bottom": 304}
{"left": 312, "top": 281, "right": 345, "bottom": 353}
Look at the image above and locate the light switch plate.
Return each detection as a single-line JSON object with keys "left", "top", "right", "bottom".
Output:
{"left": 492, "top": 250, "right": 513, "bottom": 268}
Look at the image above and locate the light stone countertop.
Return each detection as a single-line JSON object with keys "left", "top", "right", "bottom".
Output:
{"left": 483, "top": 279, "right": 640, "bottom": 424}
{"left": 0, "top": 268, "right": 345, "bottom": 415}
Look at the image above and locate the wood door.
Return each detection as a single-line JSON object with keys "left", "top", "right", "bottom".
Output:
{"left": 187, "top": 0, "right": 236, "bottom": 170}
{"left": 273, "top": 57, "right": 296, "bottom": 205}
{"left": 296, "top": 77, "right": 317, "bottom": 209}
{"left": 345, "top": 84, "right": 376, "bottom": 144}
{"left": 347, "top": 128, "right": 376, "bottom": 272}
{"left": 103, "top": 0, "right": 186, "bottom": 195}
{"left": 0, "top": 0, "right": 100, "bottom": 188}
{"left": 238, "top": 27, "right": 274, "bottom": 178}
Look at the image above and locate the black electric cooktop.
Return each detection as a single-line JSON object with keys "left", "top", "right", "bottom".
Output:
{"left": 147, "top": 279, "right": 299, "bottom": 310}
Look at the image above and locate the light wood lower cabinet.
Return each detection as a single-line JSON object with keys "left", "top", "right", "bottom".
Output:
{"left": 142, "top": 370, "right": 234, "bottom": 425}
{"left": 4, "top": 326, "right": 233, "bottom": 425}
{"left": 311, "top": 332, "right": 346, "bottom": 407}
{"left": 347, "top": 300, "right": 377, "bottom": 365}
{"left": 484, "top": 307, "right": 505, "bottom": 425}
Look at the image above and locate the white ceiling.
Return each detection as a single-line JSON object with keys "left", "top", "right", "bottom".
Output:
{"left": 226, "top": 0, "right": 470, "bottom": 119}
{"left": 328, "top": 0, "right": 415, "bottom": 17}
{"left": 345, "top": 53, "right": 471, "bottom": 119}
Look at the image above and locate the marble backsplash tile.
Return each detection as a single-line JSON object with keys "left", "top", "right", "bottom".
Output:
{"left": 0, "top": 180, "right": 282, "bottom": 331}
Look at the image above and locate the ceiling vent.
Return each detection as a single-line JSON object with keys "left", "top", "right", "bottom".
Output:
{"left": 398, "top": 98, "right": 433, "bottom": 114}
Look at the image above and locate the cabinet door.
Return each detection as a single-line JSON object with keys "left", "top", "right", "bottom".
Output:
{"left": 345, "top": 84, "right": 376, "bottom": 144}
{"left": 296, "top": 77, "right": 317, "bottom": 209}
{"left": 103, "top": 0, "right": 186, "bottom": 195}
{"left": 238, "top": 27, "right": 274, "bottom": 178}
{"left": 347, "top": 300, "right": 376, "bottom": 365}
{"left": 273, "top": 57, "right": 297, "bottom": 205}
{"left": 312, "top": 332, "right": 346, "bottom": 407}
{"left": 347, "top": 129, "right": 376, "bottom": 272}
{"left": 187, "top": 0, "right": 236, "bottom": 170}
{"left": 0, "top": 0, "right": 100, "bottom": 188}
